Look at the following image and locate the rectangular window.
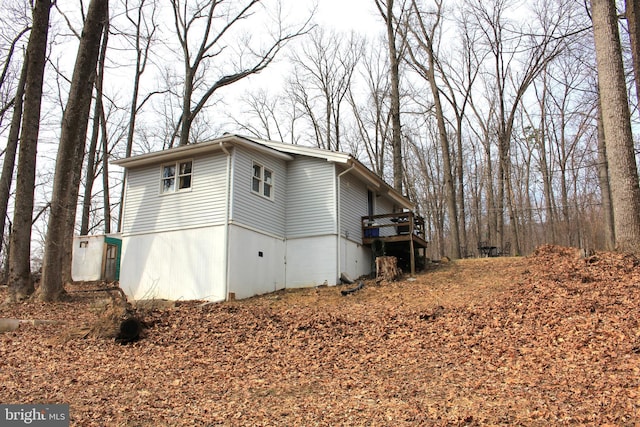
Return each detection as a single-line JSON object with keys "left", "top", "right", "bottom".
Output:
{"left": 161, "top": 160, "right": 192, "bottom": 193}
{"left": 251, "top": 161, "right": 274, "bottom": 200}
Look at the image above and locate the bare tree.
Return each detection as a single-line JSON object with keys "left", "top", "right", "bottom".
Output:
{"left": 591, "top": 0, "right": 640, "bottom": 254}
{"left": 168, "top": 0, "right": 311, "bottom": 147}
{"left": 39, "top": 0, "right": 109, "bottom": 301}
{"left": 375, "top": 0, "right": 406, "bottom": 193}
{"left": 0, "top": 53, "right": 27, "bottom": 263}
{"left": 348, "top": 38, "right": 392, "bottom": 178}
{"left": 595, "top": 101, "right": 615, "bottom": 249}
{"left": 7, "top": 0, "right": 52, "bottom": 302}
{"left": 0, "top": 27, "right": 30, "bottom": 125}
{"left": 625, "top": 0, "right": 640, "bottom": 103}
{"left": 466, "top": 0, "right": 567, "bottom": 255}
{"left": 288, "top": 28, "right": 362, "bottom": 151}
{"left": 404, "top": 0, "right": 461, "bottom": 258}
{"left": 231, "top": 89, "right": 291, "bottom": 141}
{"left": 80, "top": 10, "right": 110, "bottom": 236}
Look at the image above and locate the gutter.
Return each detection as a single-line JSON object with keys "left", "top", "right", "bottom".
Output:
{"left": 220, "top": 142, "right": 232, "bottom": 301}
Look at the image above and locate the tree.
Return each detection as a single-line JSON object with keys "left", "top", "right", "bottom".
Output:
{"left": 288, "top": 28, "right": 362, "bottom": 151}
{"left": 625, "top": 0, "right": 640, "bottom": 103}
{"left": 595, "top": 102, "right": 615, "bottom": 249}
{"left": 39, "top": 0, "right": 109, "bottom": 301}
{"left": 7, "top": 0, "right": 52, "bottom": 302}
{"left": 80, "top": 9, "right": 109, "bottom": 236}
{"left": 590, "top": 0, "right": 640, "bottom": 254}
{"left": 348, "top": 38, "right": 393, "bottom": 178}
{"left": 168, "top": 0, "right": 311, "bottom": 147}
{"left": 404, "top": 0, "right": 461, "bottom": 259}
{"left": 466, "top": 0, "right": 566, "bottom": 255}
{"left": 231, "top": 89, "right": 291, "bottom": 141}
{"left": 0, "top": 53, "right": 27, "bottom": 263}
{"left": 375, "top": 0, "right": 406, "bottom": 194}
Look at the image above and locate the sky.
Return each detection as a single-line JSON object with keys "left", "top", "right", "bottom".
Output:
{"left": 314, "top": 0, "right": 380, "bottom": 35}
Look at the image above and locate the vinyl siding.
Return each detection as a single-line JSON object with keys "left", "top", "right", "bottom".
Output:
{"left": 286, "top": 157, "right": 336, "bottom": 237}
{"left": 231, "top": 148, "right": 287, "bottom": 237}
{"left": 376, "top": 194, "right": 396, "bottom": 215}
{"left": 339, "top": 172, "right": 369, "bottom": 243}
{"left": 122, "top": 153, "right": 229, "bottom": 235}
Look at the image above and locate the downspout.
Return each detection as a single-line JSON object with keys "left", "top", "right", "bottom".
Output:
{"left": 220, "top": 142, "right": 232, "bottom": 301}
{"left": 336, "top": 163, "right": 356, "bottom": 284}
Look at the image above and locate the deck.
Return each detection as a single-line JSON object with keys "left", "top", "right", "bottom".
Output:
{"left": 361, "top": 212, "right": 428, "bottom": 275}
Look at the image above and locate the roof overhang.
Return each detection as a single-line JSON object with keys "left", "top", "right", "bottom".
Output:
{"left": 344, "top": 159, "right": 413, "bottom": 210}
{"left": 112, "top": 134, "right": 294, "bottom": 169}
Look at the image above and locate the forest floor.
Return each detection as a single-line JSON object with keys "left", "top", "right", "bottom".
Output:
{"left": 1, "top": 245, "right": 640, "bottom": 426}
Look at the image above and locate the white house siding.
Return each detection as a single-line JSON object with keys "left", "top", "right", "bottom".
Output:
{"left": 339, "top": 172, "right": 369, "bottom": 243}
{"left": 121, "top": 153, "right": 229, "bottom": 235}
{"left": 119, "top": 226, "right": 226, "bottom": 301}
{"left": 340, "top": 237, "right": 373, "bottom": 279}
{"left": 227, "top": 225, "right": 285, "bottom": 299}
{"left": 375, "top": 194, "right": 395, "bottom": 215}
{"left": 285, "top": 235, "right": 337, "bottom": 287}
{"left": 231, "top": 148, "right": 286, "bottom": 237}
{"left": 285, "top": 157, "right": 336, "bottom": 237}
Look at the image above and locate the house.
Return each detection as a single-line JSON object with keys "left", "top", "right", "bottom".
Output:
{"left": 112, "top": 134, "right": 427, "bottom": 301}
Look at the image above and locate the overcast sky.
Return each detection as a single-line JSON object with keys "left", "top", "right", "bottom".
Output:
{"left": 314, "top": 0, "right": 380, "bottom": 34}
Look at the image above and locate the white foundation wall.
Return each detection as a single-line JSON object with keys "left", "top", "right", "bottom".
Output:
{"left": 72, "top": 235, "right": 105, "bottom": 281}
{"left": 339, "top": 237, "right": 373, "bottom": 280}
{"left": 120, "top": 226, "right": 226, "bottom": 301}
{"left": 285, "top": 235, "right": 338, "bottom": 288}
{"left": 227, "top": 225, "right": 286, "bottom": 299}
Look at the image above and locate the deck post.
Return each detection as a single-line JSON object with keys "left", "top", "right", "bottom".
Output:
{"left": 409, "top": 212, "right": 416, "bottom": 276}
{"left": 410, "top": 237, "right": 415, "bottom": 276}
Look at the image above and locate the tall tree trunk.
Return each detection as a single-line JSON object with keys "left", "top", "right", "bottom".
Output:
{"left": 80, "top": 86, "right": 101, "bottom": 235}
{"left": 0, "top": 52, "right": 28, "bottom": 258}
{"left": 504, "top": 163, "right": 521, "bottom": 255}
{"left": 177, "top": 67, "right": 194, "bottom": 147}
{"left": 596, "top": 98, "right": 615, "bottom": 250}
{"left": 80, "top": 12, "right": 109, "bottom": 235}
{"left": 484, "top": 133, "right": 497, "bottom": 244}
{"left": 376, "top": 0, "right": 404, "bottom": 194}
{"left": 427, "top": 66, "right": 460, "bottom": 258}
{"left": 591, "top": 0, "right": 640, "bottom": 254}
{"left": 532, "top": 73, "right": 557, "bottom": 244}
{"left": 100, "top": 105, "right": 111, "bottom": 233}
{"left": 626, "top": 0, "right": 640, "bottom": 103}
{"left": 455, "top": 125, "right": 467, "bottom": 255}
{"left": 39, "top": 0, "right": 108, "bottom": 301}
{"left": 7, "top": 0, "right": 52, "bottom": 303}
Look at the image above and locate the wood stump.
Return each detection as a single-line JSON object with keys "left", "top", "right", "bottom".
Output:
{"left": 376, "top": 256, "right": 401, "bottom": 281}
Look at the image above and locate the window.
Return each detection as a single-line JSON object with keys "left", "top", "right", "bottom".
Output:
{"left": 252, "top": 162, "right": 274, "bottom": 199}
{"left": 161, "top": 160, "right": 192, "bottom": 193}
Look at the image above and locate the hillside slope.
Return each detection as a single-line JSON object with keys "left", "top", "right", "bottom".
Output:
{"left": 1, "top": 246, "right": 639, "bottom": 425}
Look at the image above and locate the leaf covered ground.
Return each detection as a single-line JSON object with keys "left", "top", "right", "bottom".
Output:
{"left": 1, "top": 245, "right": 640, "bottom": 426}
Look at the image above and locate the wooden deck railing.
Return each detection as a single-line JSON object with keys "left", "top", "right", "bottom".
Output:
{"left": 361, "top": 211, "right": 428, "bottom": 276}
{"left": 361, "top": 212, "right": 427, "bottom": 246}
